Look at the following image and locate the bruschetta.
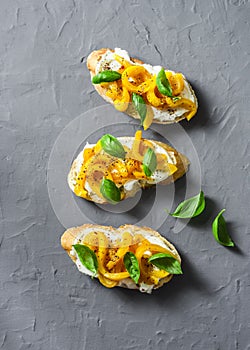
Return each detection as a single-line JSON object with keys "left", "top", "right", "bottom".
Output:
{"left": 87, "top": 48, "right": 198, "bottom": 129}
{"left": 68, "top": 131, "right": 189, "bottom": 204}
{"left": 61, "top": 224, "right": 182, "bottom": 293}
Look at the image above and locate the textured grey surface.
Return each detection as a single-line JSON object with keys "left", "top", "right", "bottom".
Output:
{"left": 0, "top": 0, "right": 250, "bottom": 349}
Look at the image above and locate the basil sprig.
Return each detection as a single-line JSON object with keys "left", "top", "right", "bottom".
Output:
{"left": 148, "top": 253, "right": 183, "bottom": 275}
{"left": 143, "top": 148, "right": 157, "bottom": 177}
{"left": 132, "top": 93, "right": 147, "bottom": 125}
{"left": 169, "top": 191, "right": 205, "bottom": 218}
{"left": 100, "top": 134, "right": 126, "bottom": 159}
{"left": 73, "top": 244, "right": 98, "bottom": 275}
{"left": 156, "top": 68, "right": 173, "bottom": 97}
{"left": 100, "top": 178, "right": 121, "bottom": 204}
{"left": 212, "top": 209, "right": 234, "bottom": 247}
{"left": 123, "top": 252, "right": 140, "bottom": 284}
{"left": 92, "top": 70, "right": 121, "bottom": 84}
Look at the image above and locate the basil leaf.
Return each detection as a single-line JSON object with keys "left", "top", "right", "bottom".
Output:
{"left": 123, "top": 252, "right": 140, "bottom": 284}
{"left": 212, "top": 209, "right": 234, "bottom": 247}
{"left": 156, "top": 68, "right": 173, "bottom": 97}
{"left": 100, "top": 178, "right": 121, "bottom": 204}
{"left": 143, "top": 148, "right": 157, "bottom": 177}
{"left": 100, "top": 134, "right": 126, "bottom": 159}
{"left": 170, "top": 191, "right": 205, "bottom": 218}
{"left": 132, "top": 93, "right": 147, "bottom": 125}
{"left": 172, "top": 96, "right": 181, "bottom": 102}
{"left": 73, "top": 244, "right": 98, "bottom": 275}
{"left": 148, "top": 253, "right": 183, "bottom": 275}
{"left": 92, "top": 70, "right": 121, "bottom": 84}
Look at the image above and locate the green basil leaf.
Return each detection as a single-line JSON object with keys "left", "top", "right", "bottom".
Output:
{"left": 172, "top": 96, "right": 181, "bottom": 102}
{"left": 123, "top": 252, "right": 140, "bottom": 284}
{"left": 212, "top": 209, "right": 234, "bottom": 247}
{"left": 143, "top": 148, "right": 157, "bottom": 177}
{"left": 100, "top": 178, "right": 121, "bottom": 204}
{"left": 148, "top": 253, "right": 183, "bottom": 275}
{"left": 169, "top": 191, "right": 205, "bottom": 218}
{"left": 73, "top": 244, "right": 98, "bottom": 275}
{"left": 132, "top": 93, "right": 147, "bottom": 125}
{"left": 100, "top": 134, "right": 126, "bottom": 159}
{"left": 156, "top": 68, "right": 173, "bottom": 97}
{"left": 92, "top": 70, "right": 121, "bottom": 84}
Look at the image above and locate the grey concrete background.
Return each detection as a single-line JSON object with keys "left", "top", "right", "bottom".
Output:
{"left": 0, "top": 0, "right": 250, "bottom": 349}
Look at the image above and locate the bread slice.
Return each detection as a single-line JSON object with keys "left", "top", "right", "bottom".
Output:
{"left": 68, "top": 136, "right": 190, "bottom": 204}
{"left": 87, "top": 48, "right": 198, "bottom": 125}
{"left": 61, "top": 224, "right": 181, "bottom": 293}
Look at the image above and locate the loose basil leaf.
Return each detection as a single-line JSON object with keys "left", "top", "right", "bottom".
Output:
{"left": 156, "top": 68, "right": 173, "bottom": 97}
{"left": 100, "top": 134, "right": 126, "bottom": 159}
{"left": 148, "top": 253, "right": 183, "bottom": 275}
{"left": 169, "top": 191, "right": 205, "bottom": 218}
{"left": 73, "top": 244, "right": 98, "bottom": 275}
{"left": 143, "top": 148, "right": 157, "bottom": 177}
{"left": 123, "top": 252, "right": 140, "bottom": 284}
{"left": 100, "top": 178, "right": 121, "bottom": 204}
{"left": 212, "top": 209, "right": 234, "bottom": 247}
{"left": 132, "top": 93, "right": 147, "bottom": 125}
{"left": 92, "top": 70, "right": 121, "bottom": 84}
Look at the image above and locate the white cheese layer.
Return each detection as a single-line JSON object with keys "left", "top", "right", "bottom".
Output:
{"left": 95, "top": 48, "right": 196, "bottom": 122}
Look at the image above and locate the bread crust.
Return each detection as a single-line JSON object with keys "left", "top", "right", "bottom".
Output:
{"left": 61, "top": 224, "right": 180, "bottom": 291}
{"left": 87, "top": 49, "right": 198, "bottom": 124}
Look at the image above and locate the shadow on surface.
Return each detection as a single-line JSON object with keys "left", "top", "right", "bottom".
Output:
{"left": 181, "top": 81, "right": 211, "bottom": 130}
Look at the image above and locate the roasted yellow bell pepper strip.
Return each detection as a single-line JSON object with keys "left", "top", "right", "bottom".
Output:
{"left": 121, "top": 66, "right": 152, "bottom": 93}
{"left": 114, "top": 87, "right": 130, "bottom": 112}
{"left": 135, "top": 130, "right": 142, "bottom": 140}
{"left": 83, "top": 147, "right": 95, "bottom": 162}
{"left": 106, "top": 232, "right": 132, "bottom": 270}
{"left": 185, "top": 108, "right": 197, "bottom": 121}
{"left": 139, "top": 257, "right": 160, "bottom": 285}
{"left": 96, "top": 231, "right": 108, "bottom": 265}
{"left": 73, "top": 185, "right": 90, "bottom": 199}
{"left": 105, "top": 82, "right": 119, "bottom": 100}
{"left": 95, "top": 231, "right": 130, "bottom": 281}
{"left": 165, "top": 71, "right": 184, "bottom": 96}
{"left": 165, "top": 97, "right": 197, "bottom": 120}
{"left": 113, "top": 54, "right": 132, "bottom": 69}
{"left": 98, "top": 273, "right": 118, "bottom": 288}
{"left": 102, "top": 271, "right": 130, "bottom": 281}
{"left": 94, "top": 140, "right": 102, "bottom": 153}
{"left": 146, "top": 85, "right": 166, "bottom": 107}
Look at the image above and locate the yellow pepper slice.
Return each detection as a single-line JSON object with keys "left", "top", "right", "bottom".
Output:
{"left": 106, "top": 232, "right": 132, "bottom": 270}
{"left": 96, "top": 231, "right": 130, "bottom": 281}
{"left": 121, "top": 66, "right": 152, "bottom": 93}
{"left": 114, "top": 87, "right": 130, "bottom": 112}
{"left": 98, "top": 273, "right": 118, "bottom": 288}
{"left": 165, "top": 71, "right": 184, "bottom": 96}
{"left": 135, "top": 130, "right": 142, "bottom": 140}
{"left": 96, "top": 231, "right": 108, "bottom": 265}
{"left": 113, "top": 54, "right": 132, "bottom": 69}
{"left": 105, "top": 82, "right": 119, "bottom": 100}
{"left": 102, "top": 271, "right": 130, "bottom": 281}
{"left": 146, "top": 85, "right": 166, "bottom": 107}
{"left": 165, "top": 97, "right": 197, "bottom": 120}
